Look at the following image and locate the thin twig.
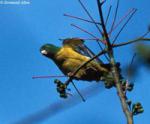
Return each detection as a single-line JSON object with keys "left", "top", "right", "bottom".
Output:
{"left": 110, "top": 0, "right": 120, "bottom": 34}
{"left": 130, "top": 53, "right": 137, "bottom": 67}
{"left": 32, "top": 75, "right": 67, "bottom": 79}
{"left": 109, "top": 8, "right": 135, "bottom": 35}
{"left": 71, "top": 24, "right": 104, "bottom": 43}
{"left": 78, "top": 0, "right": 103, "bottom": 36}
{"left": 97, "top": 41, "right": 110, "bottom": 62}
{"left": 127, "top": 53, "right": 137, "bottom": 80}
{"left": 59, "top": 38, "right": 99, "bottom": 41}
{"left": 71, "top": 81, "right": 86, "bottom": 102}
{"left": 113, "top": 38, "right": 150, "bottom": 48}
{"left": 105, "top": 5, "right": 112, "bottom": 26}
{"left": 113, "top": 29, "right": 150, "bottom": 48}
{"left": 64, "top": 14, "right": 101, "bottom": 25}
{"left": 141, "top": 29, "right": 150, "bottom": 38}
{"left": 112, "top": 9, "right": 137, "bottom": 44}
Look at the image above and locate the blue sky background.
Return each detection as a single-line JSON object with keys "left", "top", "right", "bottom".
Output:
{"left": 0, "top": 0, "right": 150, "bottom": 124}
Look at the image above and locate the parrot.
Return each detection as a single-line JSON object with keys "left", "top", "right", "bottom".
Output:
{"left": 40, "top": 38, "right": 118, "bottom": 83}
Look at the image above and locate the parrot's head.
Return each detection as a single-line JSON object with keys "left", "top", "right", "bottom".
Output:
{"left": 40, "top": 44, "right": 60, "bottom": 59}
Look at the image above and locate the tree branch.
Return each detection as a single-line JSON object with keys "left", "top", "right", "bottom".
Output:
{"left": 96, "top": 0, "right": 133, "bottom": 124}
{"left": 113, "top": 38, "right": 150, "bottom": 48}
{"left": 96, "top": 0, "right": 111, "bottom": 49}
{"left": 63, "top": 1, "right": 147, "bottom": 123}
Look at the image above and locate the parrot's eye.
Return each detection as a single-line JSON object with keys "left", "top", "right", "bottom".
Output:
{"left": 41, "top": 50, "right": 48, "bottom": 55}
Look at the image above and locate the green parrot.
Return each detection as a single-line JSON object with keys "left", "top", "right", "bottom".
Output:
{"left": 40, "top": 38, "right": 114, "bottom": 82}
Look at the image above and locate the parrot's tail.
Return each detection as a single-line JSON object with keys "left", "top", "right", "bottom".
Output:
{"left": 101, "top": 62, "right": 121, "bottom": 72}
{"left": 101, "top": 62, "right": 123, "bottom": 88}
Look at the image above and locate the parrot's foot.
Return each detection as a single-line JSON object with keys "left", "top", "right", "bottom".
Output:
{"left": 67, "top": 72, "right": 81, "bottom": 80}
{"left": 67, "top": 72, "right": 74, "bottom": 77}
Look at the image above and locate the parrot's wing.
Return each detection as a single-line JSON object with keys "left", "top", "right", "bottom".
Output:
{"left": 62, "top": 38, "right": 84, "bottom": 52}
{"left": 79, "top": 43, "right": 103, "bottom": 64}
{"left": 63, "top": 38, "right": 103, "bottom": 64}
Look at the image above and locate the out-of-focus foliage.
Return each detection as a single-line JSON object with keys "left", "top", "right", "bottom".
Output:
{"left": 123, "top": 44, "right": 150, "bottom": 79}
{"left": 136, "top": 44, "right": 150, "bottom": 67}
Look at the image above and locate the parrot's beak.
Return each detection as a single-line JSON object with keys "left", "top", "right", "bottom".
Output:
{"left": 41, "top": 50, "right": 48, "bottom": 55}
